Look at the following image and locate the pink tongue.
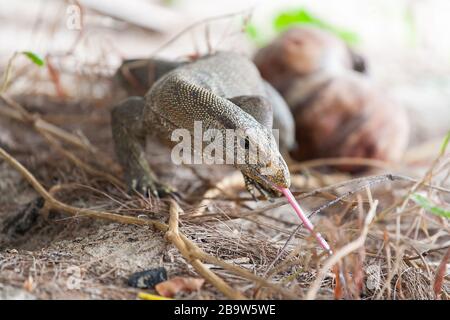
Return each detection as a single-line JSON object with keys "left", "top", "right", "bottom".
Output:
{"left": 279, "top": 187, "right": 332, "bottom": 254}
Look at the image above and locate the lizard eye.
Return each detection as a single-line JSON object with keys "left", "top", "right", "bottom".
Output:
{"left": 240, "top": 138, "right": 250, "bottom": 150}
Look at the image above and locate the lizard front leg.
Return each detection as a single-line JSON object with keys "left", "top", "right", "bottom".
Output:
{"left": 111, "top": 96, "right": 176, "bottom": 198}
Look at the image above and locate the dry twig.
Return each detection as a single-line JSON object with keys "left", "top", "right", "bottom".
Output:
{"left": 0, "top": 147, "right": 298, "bottom": 299}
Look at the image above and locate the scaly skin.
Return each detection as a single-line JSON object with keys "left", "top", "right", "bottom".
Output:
{"left": 111, "top": 52, "right": 291, "bottom": 198}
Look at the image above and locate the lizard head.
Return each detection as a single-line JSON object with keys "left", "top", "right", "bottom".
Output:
{"left": 234, "top": 126, "right": 291, "bottom": 198}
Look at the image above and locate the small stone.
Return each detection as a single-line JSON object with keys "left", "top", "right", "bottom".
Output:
{"left": 3, "top": 197, "right": 44, "bottom": 236}
{"left": 127, "top": 267, "right": 167, "bottom": 289}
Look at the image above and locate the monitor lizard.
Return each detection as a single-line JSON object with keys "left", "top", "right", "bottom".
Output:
{"left": 111, "top": 51, "right": 294, "bottom": 200}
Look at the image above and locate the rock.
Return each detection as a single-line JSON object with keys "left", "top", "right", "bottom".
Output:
{"left": 254, "top": 26, "right": 366, "bottom": 96}
{"left": 127, "top": 267, "right": 167, "bottom": 289}
{"left": 2, "top": 197, "right": 44, "bottom": 236}
{"left": 289, "top": 72, "right": 410, "bottom": 170}
{"left": 254, "top": 27, "right": 410, "bottom": 171}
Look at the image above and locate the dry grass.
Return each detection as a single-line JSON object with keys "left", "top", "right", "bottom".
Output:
{"left": 0, "top": 15, "right": 449, "bottom": 299}
{"left": 0, "top": 84, "right": 448, "bottom": 299}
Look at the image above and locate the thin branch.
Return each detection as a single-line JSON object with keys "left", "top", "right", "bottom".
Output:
{"left": 0, "top": 94, "right": 121, "bottom": 173}
{"left": 0, "top": 147, "right": 297, "bottom": 299}
{"left": 166, "top": 200, "right": 246, "bottom": 299}
{"left": 289, "top": 157, "right": 396, "bottom": 172}
{"left": 305, "top": 199, "right": 378, "bottom": 300}
{"left": 0, "top": 147, "right": 167, "bottom": 230}
{"left": 149, "top": 9, "right": 253, "bottom": 58}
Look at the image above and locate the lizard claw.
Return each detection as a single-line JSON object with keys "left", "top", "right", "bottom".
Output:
{"left": 154, "top": 182, "right": 179, "bottom": 199}
{"left": 243, "top": 173, "right": 278, "bottom": 202}
{"left": 243, "top": 175, "right": 259, "bottom": 202}
{"left": 129, "top": 175, "right": 179, "bottom": 199}
{"left": 253, "top": 182, "right": 271, "bottom": 201}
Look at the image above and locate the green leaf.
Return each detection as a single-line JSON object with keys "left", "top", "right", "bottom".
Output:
{"left": 273, "top": 8, "right": 360, "bottom": 46}
{"left": 245, "top": 23, "right": 259, "bottom": 40}
{"left": 274, "top": 8, "right": 320, "bottom": 31}
{"left": 21, "top": 51, "right": 45, "bottom": 67}
{"left": 245, "top": 22, "right": 267, "bottom": 47}
{"left": 411, "top": 194, "right": 450, "bottom": 218}
{"left": 440, "top": 131, "right": 450, "bottom": 156}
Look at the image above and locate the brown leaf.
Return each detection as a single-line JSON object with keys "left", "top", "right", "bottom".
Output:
{"left": 333, "top": 264, "right": 343, "bottom": 300}
{"left": 46, "top": 56, "right": 66, "bottom": 98}
{"left": 433, "top": 248, "right": 450, "bottom": 298}
{"left": 155, "top": 277, "right": 205, "bottom": 298}
{"left": 23, "top": 275, "right": 34, "bottom": 292}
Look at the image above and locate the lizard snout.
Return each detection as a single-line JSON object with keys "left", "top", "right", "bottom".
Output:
{"left": 258, "top": 156, "right": 291, "bottom": 189}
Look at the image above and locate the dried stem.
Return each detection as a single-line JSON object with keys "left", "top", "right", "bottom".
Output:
{"left": 289, "top": 157, "right": 396, "bottom": 172}
{"left": 0, "top": 146, "right": 298, "bottom": 299}
{"left": 166, "top": 200, "right": 246, "bottom": 299}
{"left": 0, "top": 94, "right": 121, "bottom": 173}
{"left": 305, "top": 199, "right": 378, "bottom": 300}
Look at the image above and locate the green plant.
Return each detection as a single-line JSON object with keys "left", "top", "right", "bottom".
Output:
{"left": 22, "top": 51, "right": 45, "bottom": 67}
{"left": 411, "top": 194, "right": 450, "bottom": 219}
{"left": 440, "top": 131, "right": 450, "bottom": 156}
{"left": 1, "top": 51, "right": 44, "bottom": 93}
{"left": 274, "top": 8, "right": 359, "bottom": 45}
{"left": 246, "top": 7, "right": 359, "bottom": 46}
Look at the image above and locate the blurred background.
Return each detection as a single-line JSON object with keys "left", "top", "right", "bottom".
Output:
{"left": 0, "top": 0, "right": 449, "bottom": 148}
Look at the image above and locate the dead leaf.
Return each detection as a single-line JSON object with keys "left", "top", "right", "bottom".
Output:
{"left": 23, "top": 275, "right": 34, "bottom": 292}
{"left": 333, "top": 264, "right": 343, "bottom": 299}
{"left": 433, "top": 248, "right": 450, "bottom": 298}
{"left": 155, "top": 277, "right": 205, "bottom": 298}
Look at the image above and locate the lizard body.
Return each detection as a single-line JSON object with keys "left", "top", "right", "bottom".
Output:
{"left": 114, "top": 54, "right": 296, "bottom": 154}
{"left": 111, "top": 52, "right": 291, "bottom": 198}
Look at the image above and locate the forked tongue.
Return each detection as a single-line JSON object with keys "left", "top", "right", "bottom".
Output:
{"left": 278, "top": 187, "right": 332, "bottom": 255}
